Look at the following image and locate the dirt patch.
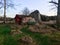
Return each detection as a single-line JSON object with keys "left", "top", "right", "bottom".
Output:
{"left": 18, "top": 35, "right": 36, "bottom": 45}
{"left": 28, "top": 23, "right": 57, "bottom": 34}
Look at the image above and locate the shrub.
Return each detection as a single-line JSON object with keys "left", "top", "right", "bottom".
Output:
{"left": 27, "top": 22, "right": 36, "bottom": 25}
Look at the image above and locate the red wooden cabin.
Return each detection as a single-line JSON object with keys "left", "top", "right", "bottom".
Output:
{"left": 15, "top": 10, "right": 41, "bottom": 24}
{"left": 15, "top": 14, "right": 22, "bottom": 24}
{"left": 15, "top": 14, "right": 29, "bottom": 24}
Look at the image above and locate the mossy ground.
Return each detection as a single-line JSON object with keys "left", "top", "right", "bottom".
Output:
{"left": 0, "top": 24, "right": 60, "bottom": 45}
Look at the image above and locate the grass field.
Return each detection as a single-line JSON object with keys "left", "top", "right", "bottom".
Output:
{"left": 0, "top": 24, "right": 60, "bottom": 45}
{"left": 20, "top": 25, "right": 60, "bottom": 45}
{"left": 0, "top": 24, "right": 19, "bottom": 45}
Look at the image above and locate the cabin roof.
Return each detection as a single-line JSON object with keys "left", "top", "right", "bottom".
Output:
{"left": 15, "top": 10, "right": 40, "bottom": 18}
{"left": 15, "top": 14, "right": 31, "bottom": 18}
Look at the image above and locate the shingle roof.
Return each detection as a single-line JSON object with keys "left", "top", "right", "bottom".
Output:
{"left": 15, "top": 14, "right": 31, "bottom": 18}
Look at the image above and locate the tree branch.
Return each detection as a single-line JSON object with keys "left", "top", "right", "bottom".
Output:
{"left": 49, "top": 1, "right": 58, "bottom": 5}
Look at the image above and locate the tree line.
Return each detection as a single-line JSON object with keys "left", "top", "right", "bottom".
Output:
{"left": 40, "top": 14, "right": 56, "bottom": 21}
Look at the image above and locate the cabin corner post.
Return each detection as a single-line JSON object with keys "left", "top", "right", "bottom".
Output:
{"left": 38, "top": 12, "right": 41, "bottom": 23}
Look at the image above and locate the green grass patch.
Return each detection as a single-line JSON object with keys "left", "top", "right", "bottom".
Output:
{"left": 0, "top": 24, "right": 11, "bottom": 35}
{"left": 0, "top": 35, "right": 4, "bottom": 45}
{"left": 3, "top": 35, "right": 18, "bottom": 45}
{"left": 0, "top": 24, "right": 21, "bottom": 45}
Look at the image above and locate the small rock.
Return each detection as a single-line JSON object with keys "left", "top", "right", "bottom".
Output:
{"left": 11, "top": 29, "right": 22, "bottom": 35}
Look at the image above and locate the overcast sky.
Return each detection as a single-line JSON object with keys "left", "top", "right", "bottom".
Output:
{"left": 0, "top": 0, "right": 58, "bottom": 18}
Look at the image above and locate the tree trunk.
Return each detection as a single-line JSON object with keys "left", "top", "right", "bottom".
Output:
{"left": 56, "top": 0, "right": 60, "bottom": 27}
{"left": 4, "top": 0, "right": 6, "bottom": 23}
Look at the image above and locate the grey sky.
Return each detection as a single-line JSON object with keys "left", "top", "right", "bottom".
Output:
{"left": 0, "top": 0, "right": 57, "bottom": 18}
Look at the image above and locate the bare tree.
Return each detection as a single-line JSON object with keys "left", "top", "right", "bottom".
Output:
{"left": 57, "top": 0, "right": 60, "bottom": 27}
{"left": 49, "top": 0, "right": 58, "bottom": 5}
{"left": 49, "top": 0, "right": 58, "bottom": 8}
{"left": 22, "top": 7, "right": 30, "bottom": 15}
{"left": 49, "top": 0, "right": 60, "bottom": 27}
{"left": 0, "top": 0, "right": 16, "bottom": 23}
{"left": 4, "top": 0, "right": 6, "bottom": 23}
